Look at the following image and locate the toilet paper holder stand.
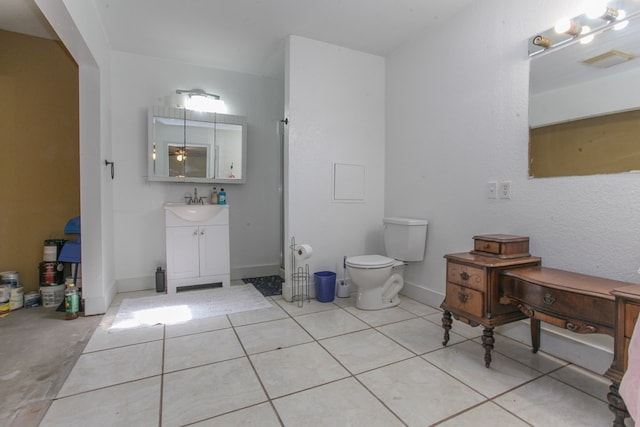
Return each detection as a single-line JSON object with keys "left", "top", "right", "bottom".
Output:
{"left": 290, "top": 237, "right": 310, "bottom": 307}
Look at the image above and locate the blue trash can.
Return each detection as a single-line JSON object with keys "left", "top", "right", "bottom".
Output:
{"left": 314, "top": 271, "right": 336, "bottom": 302}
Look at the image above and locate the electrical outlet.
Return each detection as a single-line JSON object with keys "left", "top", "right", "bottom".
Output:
{"left": 499, "top": 181, "right": 512, "bottom": 199}
{"left": 487, "top": 181, "right": 497, "bottom": 199}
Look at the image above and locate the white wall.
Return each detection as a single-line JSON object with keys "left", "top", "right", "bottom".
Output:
{"left": 386, "top": 0, "right": 640, "bottom": 373}
{"left": 36, "top": 0, "right": 115, "bottom": 315}
{"left": 110, "top": 52, "right": 283, "bottom": 291}
{"left": 285, "top": 36, "right": 386, "bottom": 294}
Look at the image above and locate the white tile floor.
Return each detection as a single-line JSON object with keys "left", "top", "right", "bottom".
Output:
{"left": 38, "top": 284, "right": 635, "bottom": 427}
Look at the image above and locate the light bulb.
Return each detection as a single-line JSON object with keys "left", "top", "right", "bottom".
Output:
{"left": 555, "top": 18, "right": 571, "bottom": 33}
{"left": 555, "top": 18, "right": 582, "bottom": 35}
{"left": 176, "top": 154, "right": 183, "bottom": 162}
{"left": 586, "top": 3, "right": 608, "bottom": 19}
{"left": 580, "top": 26, "right": 594, "bottom": 44}
{"left": 614, "top": 19, "right": 629, "bottom": 30}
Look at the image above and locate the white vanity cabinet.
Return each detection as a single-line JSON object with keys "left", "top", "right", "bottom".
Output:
{"left": 164, "top": 204, "right": 230, "bottom": 293}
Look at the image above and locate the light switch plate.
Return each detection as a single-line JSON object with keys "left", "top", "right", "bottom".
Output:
{"left": 487, "top": 181, "right": 497, "bottom": 199}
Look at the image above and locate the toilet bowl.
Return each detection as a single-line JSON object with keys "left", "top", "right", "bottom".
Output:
{"left": 346, "top": 217, "right": 428, "bottom": 310}
{"left": 346, "top": 255, "right": 406, "bottom": 310}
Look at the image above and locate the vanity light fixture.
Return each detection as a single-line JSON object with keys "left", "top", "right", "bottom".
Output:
{"left": 176, "top": 88, "right": 220, "bottom": 100}
{"left": 176, "top": 89, "right": 226, "bottom": 113}
{"left": 529, "top": 0, "right": 640, "bottom": 56}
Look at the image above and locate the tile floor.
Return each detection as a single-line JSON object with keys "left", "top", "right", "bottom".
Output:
{"left": 38, "top": 284, "right": 635, "bottom": 427}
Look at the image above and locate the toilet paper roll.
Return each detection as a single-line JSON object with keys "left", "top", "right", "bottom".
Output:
{"left": 295, "top": 244, "right": 313, "bottom": 261}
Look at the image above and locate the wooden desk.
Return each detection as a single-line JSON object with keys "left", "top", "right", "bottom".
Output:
{"left": 499, "top": 267, "right": 635, "bottom": 427}
{"left": 500, "top": 266, "right": 619, "bottom": 349}
{"left": 607, "top": 285, "right": 640, "bottom": 427}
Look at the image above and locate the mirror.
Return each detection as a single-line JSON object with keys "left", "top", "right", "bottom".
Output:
{"left": 529, "top": 8, "right": 640, "bottom": 178}
{"left": 148, "top": 106, "right": 247, "bottom": 183}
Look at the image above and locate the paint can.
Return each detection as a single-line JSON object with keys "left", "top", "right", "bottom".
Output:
{"left": 0, "top": 285, "right": 10, "bottom": 303}
{"left": 24, "top": 291, "right": 41, "bottom": 308}
{"left": 10, "top": 287, "right": 23, "bottom": 310}
{"left": 39, "top": 262, "right": 65, "bottom": 286}
{"left": 40, "top": 284, "right": 65, "bottom": 308}
{"left": 0, "top": 271, "right": 20, "bottom": 288}
{"left": 43, "top": 239, "right": 67, "bottom": 262}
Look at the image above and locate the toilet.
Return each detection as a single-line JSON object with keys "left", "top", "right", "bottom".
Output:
{"left": 346, "top": 217, "right": 428, "bottom": 310}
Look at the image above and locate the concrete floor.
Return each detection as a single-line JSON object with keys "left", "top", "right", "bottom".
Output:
{"left": 0, "top": 305, "right": 101, "bottom": 427}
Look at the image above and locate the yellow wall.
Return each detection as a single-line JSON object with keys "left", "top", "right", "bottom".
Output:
{"left": 0, "top": 30, "right": 79, "bottom": 293}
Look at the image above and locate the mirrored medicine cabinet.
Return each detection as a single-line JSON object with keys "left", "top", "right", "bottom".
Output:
{"left": 148, "top": 106, "right": 247, "bottom": 184}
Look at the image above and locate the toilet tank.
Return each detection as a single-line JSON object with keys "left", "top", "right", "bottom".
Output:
{"left": 383, "top": 217, "right": 428, "bottom": 262}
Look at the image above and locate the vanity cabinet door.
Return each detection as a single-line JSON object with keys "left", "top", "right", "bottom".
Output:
{"left": 198, "top": 225, "right": 230, "bottom": 277}
{"left": 166, "top": 226, "right": 200, "bottom": 279}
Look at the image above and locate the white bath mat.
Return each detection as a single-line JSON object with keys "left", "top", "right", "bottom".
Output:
{"left": 109, "top": 285, "right": 271, "bottom": 332}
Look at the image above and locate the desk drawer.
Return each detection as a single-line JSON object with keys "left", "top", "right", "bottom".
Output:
{"left": 503, "top": 280, "right": 615, "bottom": 328}
{"left": 625, "top": 303, "right": 640, "bottom": 338}
{"left": 445, "top": 282, "right": 484, "bottom": 318}
{"left": 447, "top": 263, "right": 486, "bottom": 292}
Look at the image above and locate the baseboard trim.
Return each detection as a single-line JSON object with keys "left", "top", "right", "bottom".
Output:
{"left": 400, "top": 281, "right": 613, "bottom": 374}
{"left": 116, "top": 276, "right": 154, "bottom": 293}
{"left": 115, "top": 265, "right": 283, "bottom": 295}
{"left": 400, "top": 280, "right": 443, "bottom": 308}
{"left": 84, "top": 279, "right": 118, "bottom": 316}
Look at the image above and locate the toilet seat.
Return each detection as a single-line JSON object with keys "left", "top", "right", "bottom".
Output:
{"left": 346, "top": 255, "right": 395, "bottom": 269}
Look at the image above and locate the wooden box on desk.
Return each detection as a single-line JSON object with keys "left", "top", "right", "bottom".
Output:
{"left": 470, "top": 234, "right": 530, "bottom": 259}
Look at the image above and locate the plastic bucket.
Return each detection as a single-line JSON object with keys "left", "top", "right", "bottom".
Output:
{"left": 314, "top": 271, "right": 336, "bottom": 303}
{"left": 40, "top": 284, "right": 65, "bottom": 308}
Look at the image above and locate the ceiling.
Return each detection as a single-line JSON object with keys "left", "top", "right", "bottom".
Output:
{"left": 0, "top": 0, "right": 473, "bottom": 76}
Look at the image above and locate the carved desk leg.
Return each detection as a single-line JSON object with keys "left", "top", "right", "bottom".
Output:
{"left": 442, "top": 310, "right": 452, "bottom": 346}
{"left": 530, "top": 318, "right": 540, "bottom": 353}
{"left": 482, "top": 327, "right": 494, "bottom": 368}
{"left": 607, "top": 381, "right": 628, "bottom": 427}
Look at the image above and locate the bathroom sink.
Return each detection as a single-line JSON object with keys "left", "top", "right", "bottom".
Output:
{"left": 164, "top": 203, "right": 226, "bottom": 222}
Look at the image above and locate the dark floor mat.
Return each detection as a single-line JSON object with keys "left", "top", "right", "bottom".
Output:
{"left": 243, "top": 275, "right": 283, "bottom": 297}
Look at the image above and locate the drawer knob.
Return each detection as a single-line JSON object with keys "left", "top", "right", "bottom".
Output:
{"left": 543, "top": 293, "right": 556, "bottom": 305}
{"left": 458, "top": 291, "right": 469, "bottom": 304}
{"left": 460, "top": 271, "right": 470, "bottom": 281}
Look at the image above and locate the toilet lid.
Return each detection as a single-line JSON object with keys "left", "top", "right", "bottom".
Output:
{"left": 346, "top": 255, "right": 395, "bottom": 269}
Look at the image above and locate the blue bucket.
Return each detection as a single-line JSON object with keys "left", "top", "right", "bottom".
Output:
{"left": 314, "top": 271, "right": 336, "bottom": 303}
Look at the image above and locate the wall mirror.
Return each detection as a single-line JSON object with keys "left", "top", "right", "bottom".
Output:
{"left": 148, "top": 106, "right": 247, "bottom": 183}
{"left": 528, "top": 6, "right": 640, "bottom": 178}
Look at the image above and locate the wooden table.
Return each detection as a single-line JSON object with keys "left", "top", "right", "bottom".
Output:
{"left": 440, "top": 252, "right": 541, "bottom": 367}
{"left": 499, "top": 266, "right": 634, "bottom": 427}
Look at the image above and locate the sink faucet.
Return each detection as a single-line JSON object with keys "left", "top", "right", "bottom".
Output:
{"left": 187, "top": 187, "right": 204, "bottom": 205}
